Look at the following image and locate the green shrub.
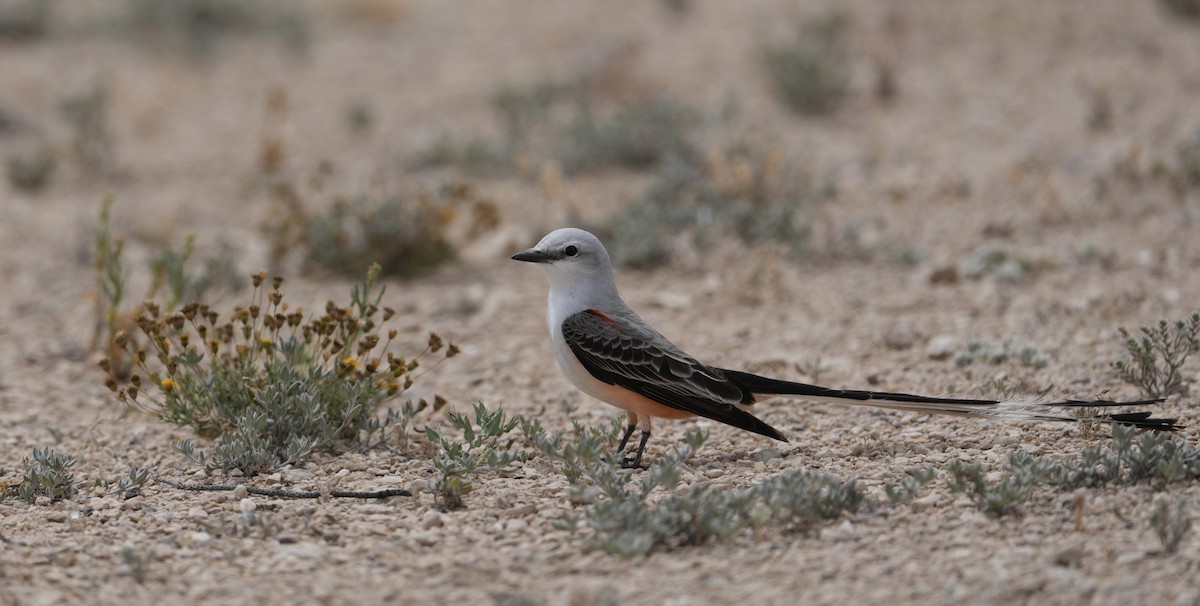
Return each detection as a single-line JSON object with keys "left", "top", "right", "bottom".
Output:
{"left": 105, "top": 265, "right": 458, "bottom": 475}
{"left": 1112, "top": 312, "right": 1200, "bottom": 398}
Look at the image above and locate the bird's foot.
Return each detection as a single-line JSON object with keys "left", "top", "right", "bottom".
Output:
{"left": 619, "top": 456, "right": 647, "bottom": 470}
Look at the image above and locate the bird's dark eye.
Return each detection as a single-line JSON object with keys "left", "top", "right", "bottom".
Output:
{"left": 564, "top": 245, "right": 579, "bottom": 257}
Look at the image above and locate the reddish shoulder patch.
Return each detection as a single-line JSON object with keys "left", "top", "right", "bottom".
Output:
{"left": 584, "top": 309, "right": 624, "bottom": 333}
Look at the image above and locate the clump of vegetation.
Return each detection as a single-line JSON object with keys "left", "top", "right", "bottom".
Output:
{"left": 538, "top": 427, "right": 933, "bottom": 556}
{"left": 1160, "top": 0, "right": 1200, "bottom": 22}
{"left": 0, "top": 0, "right": 50, "bottom": 41}
{"left": 558, "top": 96, "right": 698, "bottom": 175}
{"left": 5, "top": 144, "right": 56, "bottom": 192}
{"left": 945, "top": 425, "right": 1200, "bottom": 518}
{"left": 1150, "top": 497, "right": 1192, "bottom": 555}
{"left": 297, "top": 194, "right": 456, "bottom": 278}
{"left": 1111, "top": 312, "right": 1200, "bottom": 398}
{"left": 960, "top": 244, "right": 1052, "bottom": 283}
{"left": 104, "top": 265, "right": 458, "bottom": 475}
{"left": 120, "top": 0, "right": 308, "bottom": 58}
{"left": 91, "top": 198, "right": 243, "bottom": 379}
{"left": 592, "top": 144, "right": 817, "bottom": 267}
{"left": 118, "top": 546, "right": 156, "bottom": 584}
{"left": 411, "top": 134, "right": 511, "bottom": 176}
{"left": 954, "top": 339, "right": 1050, "bottom": 369}
{"left": 761, "top": 14, "right": 852, "bottom": 116}
{"left": 13, "top": 447, "right": 77, "bottom": 504}
{"left": 59, "top": 81, "right": 115, "bottom": 174}
{"left": 424, "top": 403, "right": 524, "bottom": 509}
{"left": 946, "top": 458, "right": 1037, "bottom": 517}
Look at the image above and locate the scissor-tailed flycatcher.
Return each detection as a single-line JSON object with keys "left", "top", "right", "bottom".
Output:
{"left": 513, "top": 227, "right": 1178, "bottom": 468}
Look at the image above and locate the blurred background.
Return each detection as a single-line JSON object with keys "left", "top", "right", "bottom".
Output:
{"left": 3, "top": 0, "right": 1199, "bottom": 283}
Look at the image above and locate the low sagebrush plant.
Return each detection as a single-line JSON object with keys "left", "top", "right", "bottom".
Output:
{"left": 103, "top": 264, "right": 457, "bottom": 475}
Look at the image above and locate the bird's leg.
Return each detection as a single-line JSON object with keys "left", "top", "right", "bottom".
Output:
{"left": 621, "top": 431, "right": 651, "bottom": 469}
{"left": 615, "top": 423, "right": 637, "bottom": 455}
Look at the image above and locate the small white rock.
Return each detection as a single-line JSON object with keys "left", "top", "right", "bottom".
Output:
{"left": 239, "top": 498, "right": 256, "bottom": 513}
{"left": 421, "top": 510, "right": 443, "bottom": 529}
{"left": 231, "top": 485, "right": 249, "bottom": 500}
{"left": 187, "top": 507, "right": 208, "bottom": 519}
{"left": 926, "top": 335, "right": 960, "bottom": 360}
{"left": 190, "top": 531, "right": 212, "bottom": 545}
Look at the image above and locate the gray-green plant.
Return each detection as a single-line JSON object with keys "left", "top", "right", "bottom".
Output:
{"left": 16, "top": 447, "right": 77, "bottom": 504}
{"left": 106, "top": 265, "right": 457, "bottom": 475}
{"left": 1111, "top": 312, "right": 1200, "bottom": 398}
{"left": 761, "top": 14, "right": 852, "bottom": 116}
{"left": 523, "top": 416, "right": 624, "bottom": 485}
{"left": 0, "top": 0, "right": 50, "bottom": 40}
{"left": 120, "top": 0, "right": 308, "bottom": 58}
{"left": 97, "top": 464, "right": 152, "bottom": 496}
{"left": 118, "top": 546, "right": 155, "bottom": 584}
{"left": 299, "top": 195, "right": 456, "bottom": 278}
{"left": 425, "top": 402, "right": 524, "bottom": 509}
{"left": 1150, "top": 497, "right": 1192, "bottom": 555}
{"left": 948, "top": 425, "right": 1200, "bottom": 518}
{"left": 955, "top": 339, "right": 1050, "bottom": 369}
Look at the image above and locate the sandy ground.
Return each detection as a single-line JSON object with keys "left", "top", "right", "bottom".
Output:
{"left": 2, "top": 1, "right": 1200, "bottom": 604}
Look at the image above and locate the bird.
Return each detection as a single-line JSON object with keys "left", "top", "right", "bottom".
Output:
{"left": 512, "top": 227, "right": 1179, "bottom": 468}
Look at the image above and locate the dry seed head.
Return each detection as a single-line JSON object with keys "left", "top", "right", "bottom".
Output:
{"left": 169, "top": 313, "right": 185, "bottom": 331}
{"left": 144, "top": 300, "right": 160, "bottom": 318}
{"left": 130, "top": 374, "right": 141, "bottom": 386}
{"left": 446, "top": 343, "right": 460, "bottom": 358}
{"left": 433, "top": 395, "right": 448, "bottom": 411}
{"left": 272, "top": 275, "right": 283, "bottom": 289}
{"left": 252, "top": 271, "right": 268, "bottom": 288}
{"left": 98, "top": 357, "right": 111, "bottom": 372}
{"left": 428, "top": 332, "right": 444, "bottom": 352}
{"left": 137, "top": 349, "right": 147, "bottom": 363}
{"left": 269, "top": 291, "right": 282, "bottom": 305}
{"left": 180, "top": 332, "right": 190, "bottom": 348}
{"left": 104, "top": 377, "right": 118, "bottom": 392}
{"left": 388, "top": 329, "right": 398, "bottom": 340}
{"left": 383, "top": 307, "right": 395, "bottom": 321}
{"left": 249, "top": 305, "right": 260, "bottom": 319}
{"left": 114, "top": 331, "right": 128, "bottom": 348}
{"left": 403, "top": 375, "right": 414, "bottom": 389}
{"left": 181, "top": 302, "right": 199, "bottom": 320}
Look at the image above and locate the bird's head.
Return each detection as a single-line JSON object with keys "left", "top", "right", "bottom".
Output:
{"left": 511, "top": 228, "right": 616, "bottom": 296}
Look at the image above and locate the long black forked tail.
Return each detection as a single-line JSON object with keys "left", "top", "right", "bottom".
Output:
{"left": 721, "top": 369, "right": 1181, "bottom": 431}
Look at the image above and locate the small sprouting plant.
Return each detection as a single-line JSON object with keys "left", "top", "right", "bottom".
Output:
{"left": 16, "top": 447, "right": 77, "bottom": 504}
{"left": 97, "top": 464, "right": 152, "bottom": 496}
{"left": 118, "top": 546, "right": 155, "bottom": 584}
{"left": 1111, "top": 312, "right": 1200, "bottom": 398}
{"left": 105, "top": 264, "right": 458, "bottom": 475}
{"left": 755, "top": 469, "right": 872, "bottom": 534}
{"left": 150, "top": 235, "right": 243, "bottom": 312}
{"left": 883, "top": 468, "right": 938, "bottom": 506}
{"left": 1150, "top": 497, "right": 1192, "bottom": 555}
{"left": 761, "top": 13, "right": 852, "bottom": 116}
{"left": 425, "top": 403, "right": 524, "bottom": 509}
{"left": 93, "top": 196, "right": 132, "bottom": 376}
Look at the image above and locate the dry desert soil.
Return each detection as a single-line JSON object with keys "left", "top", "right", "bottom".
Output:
{"left": 2, "top": 1, "right": 1200, "bottom": 604}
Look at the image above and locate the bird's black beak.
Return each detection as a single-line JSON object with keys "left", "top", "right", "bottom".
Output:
{"left": 511, "top": 249, "right": 554, "bottom": 263}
